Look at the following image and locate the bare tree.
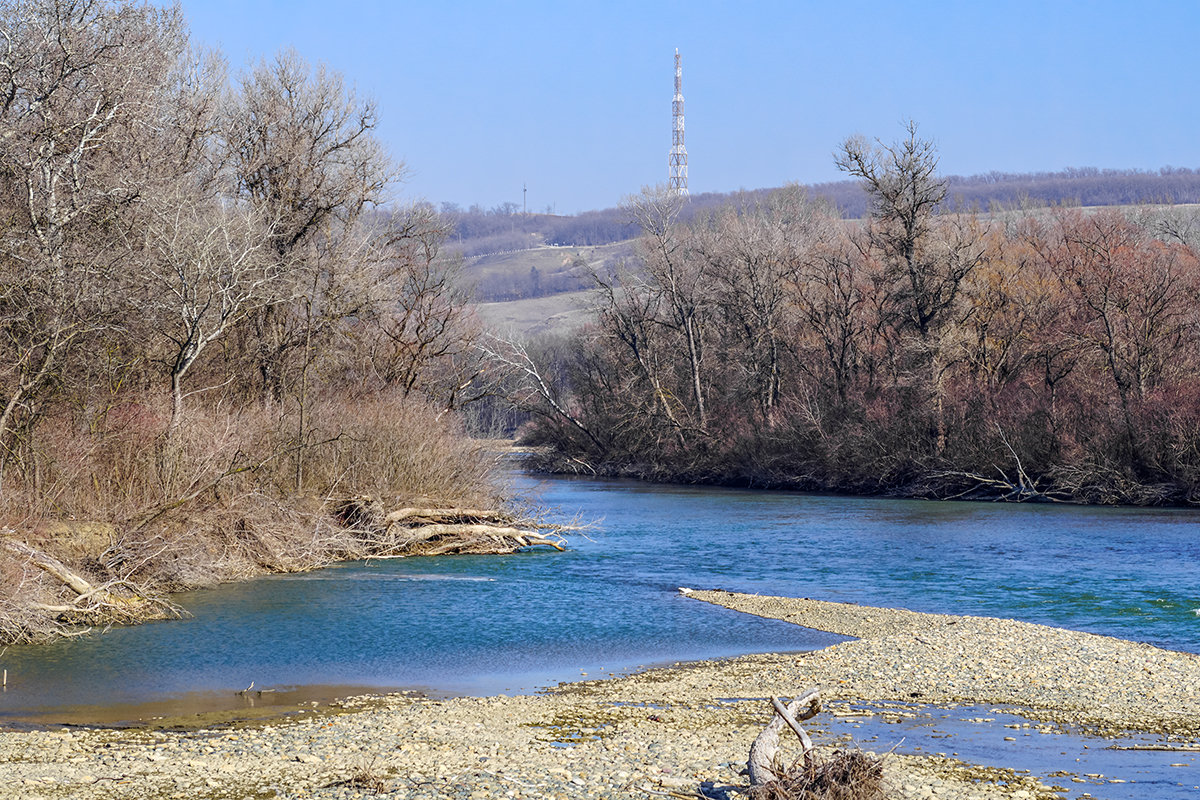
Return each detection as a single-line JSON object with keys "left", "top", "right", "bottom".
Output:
{"left": 1144, "top": 204, "right": 1200, "bottom": 252}
{"left": 479, "top": 332, "right": 607, "bottom": 454}
{"left": 624, "top": 185, "right": 712, "bottom": 431}
{"left": 147, "top": 39, "right": 229, "bottom": 194}
{"left": 697, "top": 186, "right": 833, "bottom": 423}
{"left": 0, "top": 0, "right": 185, "bottom": 473}
{"left": 835, "top": 121, "right": 980, "bottom": 339}
{"left": 1035, "top": 209, "right": 1200, "bottom": 460}
{"left": 836, "top": 122, "right": 985, "bottom": 453}
{"left": 592, "top": 261, "right": 689, "bottom": 439}
{"left": 141, "top": 195, "right": 277, "bottom": 431}
{"left": 359, "top": 203, "right": 485, "bottom": 408}
{"left": 790, "top": 237, "right": 876, "bottom": 406}
{"left": 224, "top": 48, "right": 399, "bottom": 401}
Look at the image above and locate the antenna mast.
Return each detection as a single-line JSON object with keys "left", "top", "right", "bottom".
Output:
{"left": 668, "top": 48, "right": 688, "bottom": 196}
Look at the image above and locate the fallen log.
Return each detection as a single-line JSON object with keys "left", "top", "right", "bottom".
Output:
{"left": 5, "top": 538, "right": 109, "bottom": 599}
{"left": 1, "top": 538, "right": 182, "bottom": 625}
{"left": 21, "top": 544, "right": 95, "bottom": 597}
{"left": 334, "top": 497, "right": 570, "bottom": 556}
{"left": 384, "top": 507, "right": 516, "bottom": 525}
{"left": 396, "top": 524, "right": 564, "bottom": 552}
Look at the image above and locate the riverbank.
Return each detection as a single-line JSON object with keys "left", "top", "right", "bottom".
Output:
{"left": 7, "top": 593, "right": 1197, "bottom": 800}
{"left": 521, "top": 448, "right": 1200, "bottom": 507}
{"left": 0, "top": 501, "right": 565, "bottom": 646}
{"left": 0, "top": 400, "right": 541, "bottom": 645}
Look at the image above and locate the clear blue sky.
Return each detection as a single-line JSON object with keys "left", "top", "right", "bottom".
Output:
{"left": 183, "top": 0, "right": 1200, "bottom": 214}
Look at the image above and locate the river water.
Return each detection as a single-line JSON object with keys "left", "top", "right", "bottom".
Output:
{"left": 3, "top": 476, "right": 1199, "bottom": 716}
{"left": 1, "top": 476, "right": 1198, "bottom": 794}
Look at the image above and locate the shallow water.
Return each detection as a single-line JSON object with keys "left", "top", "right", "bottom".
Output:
{"left": 1, "top": 475, "right": 1198, "bottom": 724}
{"left": 816, "top": 701, "right": 1200, "bottom": 800}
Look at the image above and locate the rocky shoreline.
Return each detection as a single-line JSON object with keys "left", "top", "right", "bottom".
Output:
{"left": 3, "top": 592, "right": 1198, "bottom": 799}
{"left": 686, "top": 590, "right": 1200, "bottom": 738}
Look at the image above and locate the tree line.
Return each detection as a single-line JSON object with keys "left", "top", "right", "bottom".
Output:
{"left": 515, "top": 123, "right": 1200, "bottom": 504}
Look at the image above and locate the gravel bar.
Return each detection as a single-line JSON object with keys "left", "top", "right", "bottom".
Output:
{"left": 685, "top": 589, "right": 1200, "bottom": 737}
{"left": 6, "top": 590, "right": 1197, "bottom": 800}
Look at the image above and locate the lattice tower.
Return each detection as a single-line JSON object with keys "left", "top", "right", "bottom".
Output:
{"left": 669, "top": 48, "right": 688, "bottom": 196}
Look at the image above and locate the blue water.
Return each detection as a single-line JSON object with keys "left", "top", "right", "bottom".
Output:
{"left": 814, "top": 702, "right": 1199, "bottom": 800}
{"left": 1, "top": 475, "right": 1198, "bottom": 719}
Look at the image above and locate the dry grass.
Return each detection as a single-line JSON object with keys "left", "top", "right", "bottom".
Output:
{"left": 750, "top": 751, "right": 885, "bottom": 800}
{"left": 295, "top": 394, "right": 497, "bottom": 507}
{"left": 0, "top": 390, "right": 506, "bottom": 642}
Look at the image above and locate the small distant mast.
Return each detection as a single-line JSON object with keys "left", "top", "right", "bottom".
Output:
{"left": 668, "top": 48, "right": 689, "bottom": 196}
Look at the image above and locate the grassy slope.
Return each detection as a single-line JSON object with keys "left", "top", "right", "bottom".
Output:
{"left": 467, "top": 240, "right": 632, "bottom": 336}
{"left": 476, "top": 288, "right": 600, "bottom": 336}
{"left": 463, "top": 241, "right": 628, "bottom": 284}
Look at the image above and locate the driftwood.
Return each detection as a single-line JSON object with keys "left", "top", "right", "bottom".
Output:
{"left": 400, "top": 525, "right": 566, "bottom": 554}
{"left": 1, "top": 538, "right": 183, "bottom": 625}
{"left": 932, "top": 424, "right": 1069, "bottom": 503}
{"left": 748, "top": 689, "right": 821, "bottom": 786}
{"left": 1106, "top": 744, "right": 1200, "bottom": 752}
{"left": 335, "top": 497, "right": 569, "bottom": 556}
{"left": 383, "top": 507, "right": 507, "bottom": 524}
{"left": 747, "top": 689, "right": 885, "bottom": 800}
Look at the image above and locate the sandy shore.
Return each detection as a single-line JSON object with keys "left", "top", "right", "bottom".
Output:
{"left": 2, "top": 592, "right": 1198, "bottom": 799}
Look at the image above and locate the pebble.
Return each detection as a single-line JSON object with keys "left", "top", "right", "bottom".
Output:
{"left": 6, "top": 592, "right": 1190, "bottom": 800}
{"left": 689, "top": 590, "right": 1200, "bottom": 738}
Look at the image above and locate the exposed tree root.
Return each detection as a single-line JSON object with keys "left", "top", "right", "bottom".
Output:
{"left": 748, "top": 750, "right": 885, "bottom": 800}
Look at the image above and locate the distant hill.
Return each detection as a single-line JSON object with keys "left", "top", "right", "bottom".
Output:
{"left": 441, "top": 207, "right": 637, "bottom": 258}
{"left": 447, "top": 166, "right": 1200, "bottom": 260}
{"left": 463, "top": 240, "right": 631, "bottom": 303}
{"left": 867, "top": 166, "right": 1200, "bottom": 217}
{"left": 452, "top": 166, "right": 1200, "bottom": 334}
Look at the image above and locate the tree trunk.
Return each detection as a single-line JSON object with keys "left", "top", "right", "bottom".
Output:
{"left": 747, "top": 689, "right": 821, "bottom": 787}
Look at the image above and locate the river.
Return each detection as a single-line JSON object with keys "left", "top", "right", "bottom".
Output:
{"left": 1, "top": 474, "right": 1198, "bottom": 718}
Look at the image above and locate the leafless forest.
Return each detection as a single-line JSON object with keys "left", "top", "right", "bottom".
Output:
{"left": 3, "top": 1, "right": 1199, "bottom": 643}
{"left": 515, "top": 125, "right": 1200, "bottom": 505}
{"left": 0, "top": 0, "right": 503, "bottom": 640}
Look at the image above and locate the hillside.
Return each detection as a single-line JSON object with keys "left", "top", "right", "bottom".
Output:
{"left": 463, "top": 240, "right": 632, "bottom": 303}
{"left": 448, "top": 166, "right": 1200, "bottom": 257}
{"left": 456, "top": 166, "right": 1200, "bottom": 337}
{"left": 476, "top": 288, "right": 600, "bottom": 336}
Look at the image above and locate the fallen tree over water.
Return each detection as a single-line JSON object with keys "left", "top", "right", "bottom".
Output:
{"left": 0, "top": 496, "right": 572, "bottom": 644}
{"left": 334, "top": 497, "right": 568, "bottom": 555}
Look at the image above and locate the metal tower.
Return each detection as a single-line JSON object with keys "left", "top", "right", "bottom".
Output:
{"left": 668, "top": 48, "right": 688, "bottom": 196}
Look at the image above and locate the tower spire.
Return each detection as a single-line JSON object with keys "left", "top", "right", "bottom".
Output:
{"left": 669, "top": 48, "right": 688, "bottom": 196}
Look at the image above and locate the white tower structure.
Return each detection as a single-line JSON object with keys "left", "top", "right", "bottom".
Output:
{"left": 668, "top": 49, "right": 689, "bottom": 196}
